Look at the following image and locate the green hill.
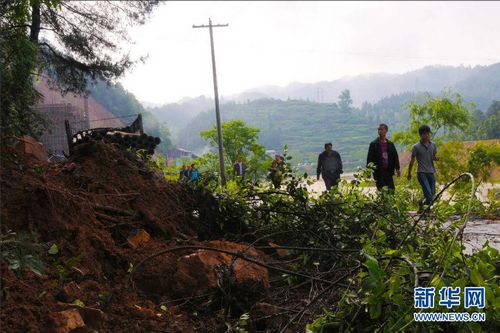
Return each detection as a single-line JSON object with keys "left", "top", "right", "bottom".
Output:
{"left": 178, "top": 99, "right": 376, "bottom": 171}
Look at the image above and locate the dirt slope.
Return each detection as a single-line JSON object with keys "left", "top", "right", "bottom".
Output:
{"left": 0, "top": 141, "right": 232, "bottom": 332}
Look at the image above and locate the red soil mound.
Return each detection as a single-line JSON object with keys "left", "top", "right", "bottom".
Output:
{"left": 0, "top": 141, "right": 240, "bottom": 332}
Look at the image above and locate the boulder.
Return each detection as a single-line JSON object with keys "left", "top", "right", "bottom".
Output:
{"left": 250, "top": 302, "right": 282, "bottom": 331}
{"left": 49, "top": 308, "right": 85, "bottom": 333}
{"left": 127, "top": 229, "right": 151, "bottom": 249}
{"left": 268, "top": 242, "right": 290, "bottom": 258}
{"left": 15, "top": 135, "right": 48, "bottom": 164}
{"left": 173, "top": 241, "right": 270, "bottom": 298}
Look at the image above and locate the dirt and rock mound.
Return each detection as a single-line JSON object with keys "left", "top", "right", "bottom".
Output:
{"left": 0, "top": 140, "right": 275, "bottom": 332}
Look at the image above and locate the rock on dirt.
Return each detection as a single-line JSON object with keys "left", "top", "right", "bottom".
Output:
{"left": 173, "top": 241, "right": 271, "bottom": 299}
{"left": 15, "top": 135, "right": 48, "bottom": 164}
{"left": 49, "top": 308, "right": 85, "bottom": 333}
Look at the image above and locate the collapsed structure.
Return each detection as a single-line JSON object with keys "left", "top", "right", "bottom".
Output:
{"left": 65, "top": 114, "right": 161, "bottom": 156}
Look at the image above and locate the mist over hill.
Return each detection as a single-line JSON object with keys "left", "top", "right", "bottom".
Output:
{"left": 147, "top": 63, "right": 500, "bottom": 135}
{"left": 233, "top": 64, "right": 500, "bottom": 108}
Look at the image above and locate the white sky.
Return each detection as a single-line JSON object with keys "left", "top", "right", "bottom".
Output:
{"left": 119, "top": 1, "right": 500, "bottom": 105}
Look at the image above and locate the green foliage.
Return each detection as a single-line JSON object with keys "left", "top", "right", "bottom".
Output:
{"left": 235, "top": 313, "right": 250, "bottom": 333}
{"left": 179, "top": 98, "right": 374, "bottom": 171}
{"left": 199, "top": 120, "right": 272, "bottom": 180}
{"left": 181, "top": 158, "right": 498, "bottom": 331}
{"left": 48, "top": 248, "right": 85, "bottom": 283}
{"left": 393, "top": 90, "right": 474, "bottom": 148}
{"left": 338, "top": 89, "right": 353, "bottom": 113}
{"left": 467, "top": 144, "right": 500, "bottom": 183}
{"left": 0, "top": 3, "right": 45, "bottom": 138}
{"left": 476, "top": 101, "right": 500, "bottom": 139}
{"left": 0, "top": 231, "right": 44, "bottom": 276}
{"left": 0, "top": 0, "right": 157, "bottom": 138}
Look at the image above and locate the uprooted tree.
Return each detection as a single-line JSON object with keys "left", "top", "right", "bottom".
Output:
{"left": 0, "top": 0, "right": 159, "bottom": 138}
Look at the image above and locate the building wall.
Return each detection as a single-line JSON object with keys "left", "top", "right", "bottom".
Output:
{"left": 32, "top": 103, "right": 87, "bottom": 155}
{"left": 34, "top": 77, "right": 125, "bottom": 155}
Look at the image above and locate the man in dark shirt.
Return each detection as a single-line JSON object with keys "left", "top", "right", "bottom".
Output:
{"left": 317, "top": 143, "right": 343, "bottom": 191}
{"left": 366, "top": 123, "right": 401, "bottom": 191}
{"left": 233, "top": 156, "right": 245, "bottom": 179}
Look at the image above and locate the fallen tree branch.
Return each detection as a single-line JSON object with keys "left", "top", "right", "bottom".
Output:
{"left": 94, "top": 204, "right": 135, "bottom": 216}
{"left": 279, "top": 264, "right": 362, "bottom": 333}
{"left": 255, "top": 245, "right": 360, "bottom": 253}
{"left": 95, "top": 212, "right": 123, "bottom": 224}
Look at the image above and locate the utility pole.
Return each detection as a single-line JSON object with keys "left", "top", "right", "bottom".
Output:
{"left": 193, "top": 18, "right": 228, "bottom": 186}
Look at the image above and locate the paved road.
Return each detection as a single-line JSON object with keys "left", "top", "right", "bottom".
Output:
{"left": 307, "top": 174, "right": 499, "bottom": 253}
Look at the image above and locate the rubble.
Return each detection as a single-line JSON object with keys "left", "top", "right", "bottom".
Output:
{"left": 49, "top": 309, "right": 85, "bottom": 333}
{"left": 0, "top": 140, "right": 279, "bottom": 332}
{"left": 15, "top": 135, "right": 48, "bottom": 164}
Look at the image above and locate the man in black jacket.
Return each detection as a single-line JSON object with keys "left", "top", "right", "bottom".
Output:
{"left": 317, "top": 143, "right": 343, "bottom": 191}
{"left": 366, "top": 123, "right": 401, "bottom": 191}
{"left": 233, "top": 156, "right": 245, "bottom": 179}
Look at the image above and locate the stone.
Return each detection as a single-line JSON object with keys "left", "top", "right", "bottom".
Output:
{"left": 57, "top": 281, "right": 81, "bottom": 302}
{"left": 268, "top": 242, "right": 290, "bottom": 258}
{"left": 76, "top": 306, "right": 105, "bottom": 328}
{"left": 173, "top": 241, "right": 270, "bottom": 298}
{"left": 49, "top": 309, "right": 85, "bottom": 333}
{"left": 15, "top": 135, "right": 48, "bottom": 164}
{"left": 250, "top": 302, "right": 282, "bottom": 331}
{"left": 127, "top": 229, "right": 151, "bottom": 249}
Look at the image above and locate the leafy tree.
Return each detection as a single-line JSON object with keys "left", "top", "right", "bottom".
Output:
{"left": 338, "top": 89, "right": 353, "bottom": 113}
{"left": 200, "top": 120, "right": 271, "bottom": 179}
{"left": 477, "top": 100, "right": 500, "bottom": 139}
{"left": 392, "top": 90, "right": 473, "bottom": 147}
{"left": 1, "top": 0, "right": 158, "bottom": 138}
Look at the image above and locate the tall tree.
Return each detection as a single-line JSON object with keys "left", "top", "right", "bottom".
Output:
{"left": 477, "top": 100, "right": 500, "bottom": 139}
{"left": 392, "top": 90, "right": 473, "bottom": 147}
{"left": 200, "top": 120, "right": 271, "bottom": 179}
{"left": 1, "top": 0, "right": 158, "bottom": 138}
{"left": 338, "top": 89, "right": 353, "bottom": 113}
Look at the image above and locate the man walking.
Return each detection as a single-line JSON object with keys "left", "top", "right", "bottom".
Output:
{"left": 407, "top": 125, "right": 439, "bottom": 212}
{"left": 317, "top": 143, "right": 343, "bottom": 191}
{"left": 366, "top": 123, "right": 401, "bottom": 192}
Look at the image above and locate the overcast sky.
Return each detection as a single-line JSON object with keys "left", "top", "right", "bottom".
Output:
{"left": 119, "top": 1, "right": 500, "bottom": 105}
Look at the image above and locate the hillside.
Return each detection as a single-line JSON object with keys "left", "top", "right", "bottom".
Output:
{"left": 87, "top": 80, "right": 174, "bottom": 154}
{"left": 177, "top": 99, "right": 375, "bottom": 171}
{"left": 148, "top": 63, "right": 500, "bottom": 130}
{"left": 229, "top": 63, "right": 500, "bottom": 109}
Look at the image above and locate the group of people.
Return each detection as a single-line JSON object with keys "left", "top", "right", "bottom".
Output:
{"left": 317, "top": 123, "right": 438, "bottom": 211}
{"left": 233, "top": 154, "right": 286, "bottom": 189}
{"left": 179, "top": 123, "right": 438, "bottom": 211}
{"left": 179, "top": 163, "right": 200, "bottom": 181}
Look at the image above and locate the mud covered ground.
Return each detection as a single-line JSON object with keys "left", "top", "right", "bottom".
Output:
{"left": 0, "top": 141, "right": 295, "bottom": 333}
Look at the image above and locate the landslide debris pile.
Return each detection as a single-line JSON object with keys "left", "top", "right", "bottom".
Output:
{"left": 0, "top": 140, "right": 276, "bottom": 332}
{"left": 71, "top": 128, "right": 161, "bottom": 155}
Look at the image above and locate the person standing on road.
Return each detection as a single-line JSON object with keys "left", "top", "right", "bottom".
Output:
{"left": 407, "top": 125, "right": 439, "bottom": 212}
{"left": 189, "top": 163, "right": 200, "bottom": 181}
{"left": 268, "top": 154, "right": 284, "bottom": 189}
{"left": 366, "top": 123, "right": 401, "bottom": 192}
{"left": 316, "top": 143, "right": 343, "bottom": 191}
{"left": 179, "top": 164, "right": 189, "bottom": 180}
{"left": 233, "top": 156, "right": 245, "bottom": 179}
